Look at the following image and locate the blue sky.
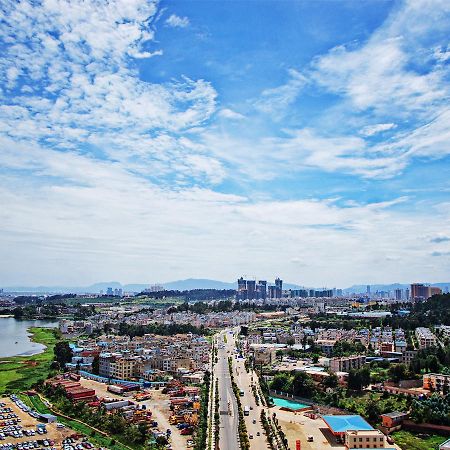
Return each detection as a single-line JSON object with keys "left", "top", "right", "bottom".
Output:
{"left": 1, "top": 0, "right": 450, "bottom": 287}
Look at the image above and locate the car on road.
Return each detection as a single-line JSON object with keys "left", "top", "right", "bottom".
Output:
{"left": 249, "top": 434, "right": 253, "bottom": 439}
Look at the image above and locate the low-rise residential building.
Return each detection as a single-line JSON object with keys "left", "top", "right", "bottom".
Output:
{"left": 423, "top": 373, "right": 450, "bottom": 392}
{"left": 380, "top": 411, "right": 408, "bottom": 431}
{"left": 329, "top": 355, "right": 366, "bottom": 373}
{"left": 345, "top": 429, "right": 386, "bottom": 449}
{"left": 415, "top": 327, "right": 437, "bottom": 349}
{"left": 401, "top": 350, "right": 418, "bottom": 366}
{"left": 99, "top": 353, "right": 138, "bottom": 379}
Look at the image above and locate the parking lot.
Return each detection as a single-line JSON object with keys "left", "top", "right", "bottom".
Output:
{"left": 0, "top": 396, "right": 96, "bottom": 450}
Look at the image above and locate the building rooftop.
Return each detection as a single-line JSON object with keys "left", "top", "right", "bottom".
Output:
{"left": 322, "top": 415, "right": 373, "bottom": 433}
{"left": 381, "top": 411, "right": 408, "bottom": 419}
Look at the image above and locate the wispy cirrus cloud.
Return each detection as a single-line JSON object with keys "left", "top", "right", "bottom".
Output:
{"left": 253, "top": 69, "right": 307, "bottom": 118}
{"left": 360, "top": 123, "right": 397, "bottom": 137}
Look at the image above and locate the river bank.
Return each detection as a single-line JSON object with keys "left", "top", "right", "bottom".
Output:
{"left": 0, "top": 327, "right": 60, "bottom": 395}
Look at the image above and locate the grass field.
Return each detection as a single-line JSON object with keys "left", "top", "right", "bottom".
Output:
{"left": 0, "top": 327, "right": 58, "bottom": 395}
{"left": 392, "top": 430, "right": 446, "bottom": 450}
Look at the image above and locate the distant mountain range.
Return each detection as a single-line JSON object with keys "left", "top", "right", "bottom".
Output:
{"left": 3, "top": 278, "right": 302, "bottom": 294}
{"left": 3, "top": 278, "right": 449, "bottom": 295}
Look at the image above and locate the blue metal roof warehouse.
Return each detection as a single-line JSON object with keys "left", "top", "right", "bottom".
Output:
{"left": 322, "top": 415, "right": 373, "bottom": 436}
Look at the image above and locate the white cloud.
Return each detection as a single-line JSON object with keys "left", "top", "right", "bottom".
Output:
{"left": 1, "top": 140, "right": 449, "bottom": 286}
{"left": 254, "top": 69, "right": 307, "bottom": 118}
{"left": 0, "top": 0, "right": 217, "bottom": 186}
{"left": 165, "top": 14, "right": 190, "bottom": 28}
{"left": 360, "top": 123, "right": 397, "bottom": 137}
{"left": 218, "top": 108, "right": 245, "bottom": 120}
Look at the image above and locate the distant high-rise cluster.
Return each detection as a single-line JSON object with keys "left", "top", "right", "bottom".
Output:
{"left": 105, "top": 287, "right": 123, "bottom": 297}
{"left": 236, "top": 277, "right": 282, "bottom": 300}
{"left": 410, "top": 283, "right": 442, "bottom": 300}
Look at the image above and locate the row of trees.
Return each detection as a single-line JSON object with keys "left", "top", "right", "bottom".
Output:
{"left": 116, "top": 321, "right": 210, "bottom": 337}
{"left": 136, "top": 289, "right": 235, "bottom": 301}
{"left": 194, "top": 370, "right": 210, "bottom": 450}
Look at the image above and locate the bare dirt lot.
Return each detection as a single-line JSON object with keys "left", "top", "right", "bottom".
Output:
{"left": 78, "top": 378, "right": 191, "bottom": 450}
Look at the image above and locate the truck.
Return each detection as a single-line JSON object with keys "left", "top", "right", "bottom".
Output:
{"left": 107, "top": 385, "right": 124, "bottom": 395}
{"left": 244, "top": 406, "right": 250, "bottom": 416}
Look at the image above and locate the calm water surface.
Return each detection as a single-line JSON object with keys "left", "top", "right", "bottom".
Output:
{"left": 0, "top": 317, "right": 58, "bottom": 358}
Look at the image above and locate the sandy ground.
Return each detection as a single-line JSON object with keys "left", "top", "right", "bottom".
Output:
{"left": 79, "top": 377, "right": 190, "bottom": 450}
{"left": 275, "top": 408, "right": 402, "bottom": 450}
{"left": 275, "top": 408, "right": 346, "bottom": 450}
{"left": 1, "top": 396, "right": 74, "bottom": 447}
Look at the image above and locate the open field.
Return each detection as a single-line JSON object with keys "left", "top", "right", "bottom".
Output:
{"left": 0, "top": 327, "right": 59, "bottom": 395}
{"left": 392, "top": 430, "right": 446, "bottom": 450}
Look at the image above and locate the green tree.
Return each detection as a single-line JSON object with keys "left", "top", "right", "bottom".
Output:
{"left": 322, "top": 372, "right": 339, "bottom": 389}
{"left": 91, "top": 355, "right": 100, "bottom": 374}
{"left": 348, "top": 367, "right": 370, "bottom": 391}
{"left": 53, "top": 341, "right": 73, "bottom": 368}
{"left": 388, "top": 364, "right": 409, "bottom": 383}
{"left": 270, "top": 373, "right": 291, "bottom": 392}
{"left": 292, "top": 371, "right": 315, "bottom": 398}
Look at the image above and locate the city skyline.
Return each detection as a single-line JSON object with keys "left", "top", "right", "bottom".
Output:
{"left": 1, "top": 0, "right": 450, "bottom": 287}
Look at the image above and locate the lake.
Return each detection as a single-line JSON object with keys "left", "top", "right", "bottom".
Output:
{"left": 0, "top": 317, "right": 58, "bottom": 358}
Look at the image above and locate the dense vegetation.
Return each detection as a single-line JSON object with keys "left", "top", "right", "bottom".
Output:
{"left": 269, "top": 371, "right": 316, "bottom": 398}
{"left": 410, "top": 394, "right": 450, "bottom": 425}
{"left": 410, "top": 345, "right": 450, "bottom": 376}
{"left": 116, "top": 321, "right": 210, "bottom": 337}
{"left": 136, "top": 289, "right": 235, "bottom": 301}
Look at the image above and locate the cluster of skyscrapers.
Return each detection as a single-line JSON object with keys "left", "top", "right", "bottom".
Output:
{"left": 236, "top": 277, "right": 282, "bottom": 300}
{"left": 410, "top": 283, "right": 442, "bottom": 300}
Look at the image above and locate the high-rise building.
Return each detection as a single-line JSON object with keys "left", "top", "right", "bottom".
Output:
{"left": 411, "top": 283, "right": 428, "bottom": 300}
{"left": 394, "top": 289, "right": 403, "bottom": 300}
{"left": 411, "top": 283, "right": 442, "bottom": 300}
{"left": 405, "top": 288, "right": 410, "bottom": 300}
{"left": 275, "top": 278, "right": 283, "bottom": 299}
{"left": 246, "top": 280, "right": 256, "bottom": 300}
{"left": 367, "top": 285, "right": 371, "bottom": 295}
{"left": 257, "top": 280, "right": 267, "bottom": 300}
{"left": 430, "top": 287, "right": 443, "bottom": 297}
{"left": 237, "top": 277, "right": 247, "bottom": 300}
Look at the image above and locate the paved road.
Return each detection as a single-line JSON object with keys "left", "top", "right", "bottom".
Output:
{"left": 217, "top": 331, "right": 240, "bottom": 450}
{"left": 228, "top": 331, "right": 268, "bottom": 450}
